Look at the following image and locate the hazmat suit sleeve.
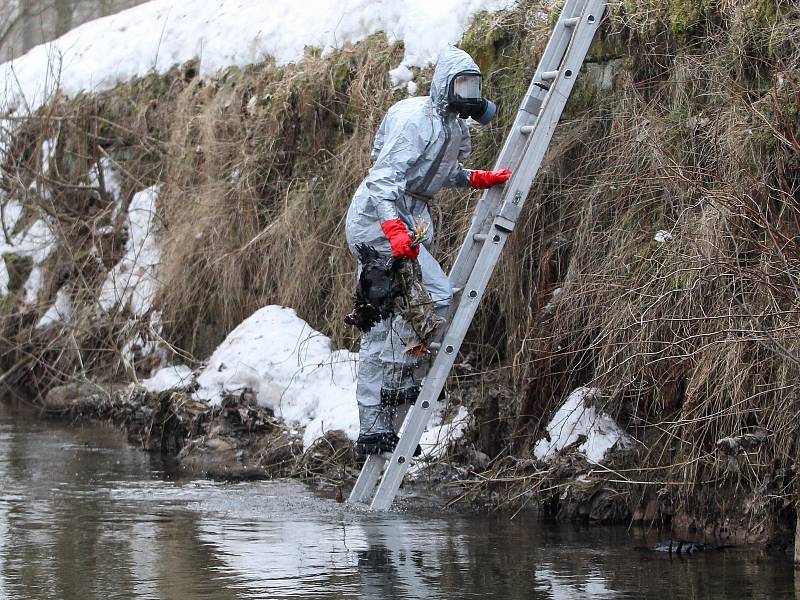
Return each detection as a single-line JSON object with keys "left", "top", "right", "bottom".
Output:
{"left": 442, "top": 118, "right": 473, "bottom": 188}
{"left": 364, "top": 121, "right": 423, "bottom": 223}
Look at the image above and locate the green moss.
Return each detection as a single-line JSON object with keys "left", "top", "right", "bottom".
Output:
{"left": 749, "top": 123, "right": 780, "bottom": 151}
{"left": 563, "top": 71, "right": 599, "bottom": 118}
{"left": 547, "top": 1, "right": 565, "bottom": 27}
{"left": 459, "top": 10, "right": 510, "bottom": 73}
{"left": 331, "top": 59, "right": 352, "bottom": 92}
{"left": 668, "top": 0, "right": 710, "bottom": 41}
{"left": 747, "top": 0, "right": 779, "bottom": 27}
{"left": 0, "top": 293, "right": 15, "bottom": 318}
{"left": 587, "top": 32, "right": 627, "bottom": 63}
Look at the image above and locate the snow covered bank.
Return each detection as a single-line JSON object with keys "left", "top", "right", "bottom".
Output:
{"left": 192, "top": 306, "right": 359, "bottom": 449}
{"left": 533, "top": 387, "right": 631, "bottom": 464}
{"left": 147, "top": 306, "right": 471, "bottom": 456}
{"left": 0, "top": 137, "right": 151, "bottom": 328}
{"left": 1, "top": 0, "right": 516, "bottom": 116}
{"left": 141, "top": 364, "right": 194, "bottom": 392}
{"left": 0, "top": 194, "right": 58, "bottom": 306}
{"left": 98, "top": 185, "right": 161, "bottom": 316}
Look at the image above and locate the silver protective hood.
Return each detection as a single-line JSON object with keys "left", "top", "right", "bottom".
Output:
{"left": 429, "top": 45, "right": 484, "bottom": 115}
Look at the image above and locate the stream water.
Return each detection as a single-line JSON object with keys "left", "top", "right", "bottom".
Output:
{"left": 0, "top": 401, "right": 797, "bottom": 599}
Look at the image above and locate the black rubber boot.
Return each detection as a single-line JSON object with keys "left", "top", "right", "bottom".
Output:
{"left": 355, "top": 432, "right": 399, "bottom": 455}
{"left": 380, "top": 386, "right": 420, "bottom": 407}
{"left": 354, "top": 432, "right": 422, "bottom": 457}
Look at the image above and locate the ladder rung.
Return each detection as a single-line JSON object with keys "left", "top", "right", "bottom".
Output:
{"left": 473, "top": 233, "right": 488, "bottom": 241}
{"left": 564, "top": 16, "right": 580, "bottom": 27}
{"left": 520, "top": 125, "right": 534, "bottom": 134}
{"left": 540, "top": 70, "right": 559, "bottom": 81}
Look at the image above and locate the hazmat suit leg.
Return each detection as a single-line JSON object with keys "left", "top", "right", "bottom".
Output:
{"left": 357, "top": 319, "right": 395, "bottom": 435}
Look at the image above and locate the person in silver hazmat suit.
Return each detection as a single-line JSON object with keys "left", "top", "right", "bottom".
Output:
{"left": 345, "top": 45, "right": 511, "bottom": 455}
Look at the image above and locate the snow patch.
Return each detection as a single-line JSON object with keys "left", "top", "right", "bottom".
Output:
{"left": 192, "top": 305, "right": 359, "bottom": 450}
{"left": 389, "top": 64, "right": 414, "bottom": 87}
{"left": 142, "top": 364, "right": 194, "bottom": 392}
{"left": 36, "top": 287, "right": 73, "bottom": 328}
{"left": 533, "top": 387, "right": 631, "bottom": 464}
{"left": 0, "top": 196, "right": 23, "bottom": 294}
{"left": 89, "top": 157, "right": 125, "bottom": 220}
{"left": 122, "top": 312, "right": 166, "bottom": 365}
{"left": 41, "top": 136, "right": 57, "bottom": 174}
{"left": 654, "top": 230, "right": 673, "bottom": 243}
{"left": 98, "top": 185, "right": 161, "bottom": 316}
{"left": 1, "top": 0, "right": 515, "bottom": 117}
{"left": 408, "top": 405, "right": 469, "bottom": 474}
{"left": 541, "top": 286, "right": 562, "bottom": 316}
{"left": 0, "top": 197, "right": 24, "bottom": 242}
{"left": 0, "top": 212, "right": 58, "bottom": 301}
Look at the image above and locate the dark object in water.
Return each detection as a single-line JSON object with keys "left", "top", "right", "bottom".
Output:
{"left": 646, "top": 540, "right": 730, "bottom": 554}
{"left": 344, "top": 244, "right": 401, "bottom": 333}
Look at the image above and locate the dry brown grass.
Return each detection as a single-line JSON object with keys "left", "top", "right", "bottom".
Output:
{"left": 155, "top": 41, "right": 403, "bottom": 355}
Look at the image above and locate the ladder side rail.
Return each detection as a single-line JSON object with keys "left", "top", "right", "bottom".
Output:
{"left": 348, "top": 454, "right": 385, "bottom": 503}
{"left": 452, "top": 0, "right": 586, "bottom": 241}
{"left": 422, "top": 0, "right": 600, "bottom": 377}
{"left": 447, "top": 0, "right": 588, "bottom": 291}
{"left": 369, "top": 1, "right": 606, "bottom": 510}
{"left": 347, "top": 402, "right": 413, "bottom": 504}
{"left": 495, "top": 1, "right": 605, "bottom": 228}
{"left": 369, "top": 230, "right": 513, "bottom": 510}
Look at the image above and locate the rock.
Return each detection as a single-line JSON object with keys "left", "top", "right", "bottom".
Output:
{"left": 473, "top": 450, "right": 491, "bottom": 470}
{"left": 632, "top": 496, "right": 661, "bottom": 523}
{"left": 588, "top": 488, "right": 630, "bottom": 523}
{"left": 43, "top": 381, "right": 113, "bottom": 412}
{"left": 584, "top": 58, "right": 624, "bottom": 92}
{"left": 205, "top": 437, "right": 234, "bottom": 452}
{"left": 716, "top": 429, "right": 768, "bottom": 454}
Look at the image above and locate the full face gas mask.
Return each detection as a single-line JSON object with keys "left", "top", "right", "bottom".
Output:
{"left": 447, "top": 71, "right": 497, "bottom": 125}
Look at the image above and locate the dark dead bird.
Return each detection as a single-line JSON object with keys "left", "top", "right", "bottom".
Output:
{"left": 343, "top": 243, "right": 443, "bottom": 349}
{"left": 343, "top": 243, "right": 401, "bottom": 333}
{"left": 642, "top": 540, "right": 732, "bottom": 555}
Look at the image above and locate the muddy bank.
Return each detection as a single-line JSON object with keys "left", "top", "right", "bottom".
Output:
{"left": 40, "top": 381, "right": 354, "bottom": 483}
{"left": 38, "top": 380, "right": 484, "bottom": 497}
{"left": 36, "top": 382, "right": 792, "bottom": 551}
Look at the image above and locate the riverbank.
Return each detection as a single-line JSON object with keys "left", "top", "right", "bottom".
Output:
{"left": 35, "top": 376, "right": 494, "bottom": 496}
{"left": 30, "top": 383, "right": 793, "bottom": 554}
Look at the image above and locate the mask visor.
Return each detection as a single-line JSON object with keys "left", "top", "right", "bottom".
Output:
{"left": 451, "top": 73, "right": 482, "bottom": 100}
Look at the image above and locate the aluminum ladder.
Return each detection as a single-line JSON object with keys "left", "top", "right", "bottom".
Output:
{"left": 348, "top": 0, "right": 607, "bottom": 510}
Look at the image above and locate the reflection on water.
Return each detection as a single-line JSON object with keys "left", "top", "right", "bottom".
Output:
{"left": 0, "top": 401, "right": 797, "bottom": 600}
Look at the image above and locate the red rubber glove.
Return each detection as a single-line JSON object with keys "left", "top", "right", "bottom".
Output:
{"left": 381, "top": 219, "right": 419, "bottom": 260}
{"left": 469, "top": 168, "right": 512, "bottom": 189}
